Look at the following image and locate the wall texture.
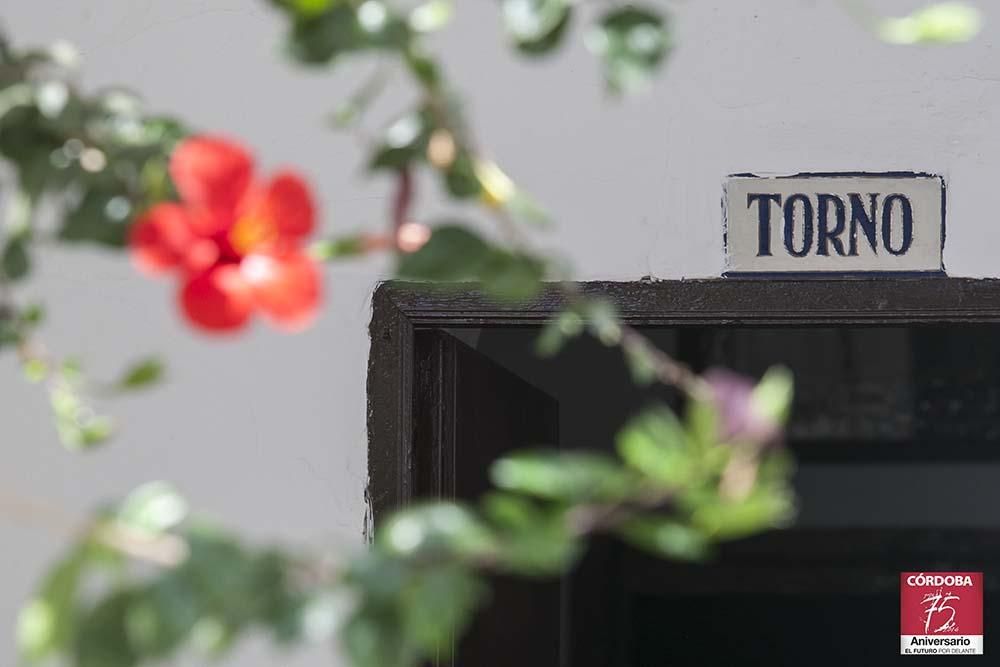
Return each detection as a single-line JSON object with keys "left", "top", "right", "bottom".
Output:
{"left": 1, "top": 1, "right": 997, "bottom": 665}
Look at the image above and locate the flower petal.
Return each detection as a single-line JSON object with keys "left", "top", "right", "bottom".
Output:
{"left": 129, "top": 203, "right": 197, "bottom": 275}
{"left": 255, "top": 171, "right": 316, "bottom": 241}
{"left": 240, "top": 250, "right": 322, "bottom": 331}
{"left": 179, "top": 264, "right": 254, "bottom": 333}
{"left": 169, "top": 135, "right": 253, "bottom": 217}
{"left": 704, "top": 368, "right": 782, "bottom": 445}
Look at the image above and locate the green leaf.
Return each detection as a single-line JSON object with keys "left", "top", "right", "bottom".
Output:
{"left": 115, "top": 481, "right": 188, "bottom": 534}
{"left": 535, "top": 308, "right": 584, "bottom": 357}
{"left": 580, "top": 298, "right": 621, "bottom": 345}
{"left": 691, "top": 480, "right": 795, "bottom": 539}
{"left": 622, "top": 337, "right": 657, "bottom": 386}
{"left": 685, "top": 393, "right": 720, "bottom": 449}
{"left": 281, "top": 0, "right": 335, "bottom": 18}
{"left": 490, "top": 450, "right": 638, "bottom": 503}
{"left": 378, "top": 502, "right": 497, "bottom": 561}
{"left": 616, "top": 516, "right": 709, "bottom": 561}
{"left": 588, "top": 6, "right": 672, "bottom": 94}
{"left": 59, "top": 189, "right": 133, "bottom": 247}
{"left": 481, "top": 493, "right": 581, "bottom": 573}
{"left": 880, "top": 2, "right": 981, "bottom": 44}
{"left": 397, "top": 225, "right": 492, "bottom": 281}
{"left": 502, "top": 0, "right": 573, "bottom": 55}
{"left": 751, "top": 365, "right": 794, "bottom": 427}
{"left": 506, "top": 190, "right": 553, "bottom": 228}
{"left": 309, "top": 234, "right": 370, "bottom": 260}
{"left": 368, "top": 109, "right": 432, "bottom": 171}
{"left": 616, "top": 406, "right": 698, "bottom": 488}
{"left": 341, "top": 602, "right": 413, "bottom": 667}
{"left": 50, "top": 381, "right": 115, "bottom": 451}
{"left": 479, "top": 251, "right": 545, "bottom": 301}
{"left": 116, "top": 357, "right": 164, "bottom": 391}
{"left": 396, "top": 224, "right": 546, "bottom": 301}
{"left": 75, "top": 590, "right": 140, "bottom": 667}
{"left": 441, "top": 151, "right": 482, "bottom": 199}
{"left": 286, "top": 4, "right": 411, "bottom": 66}
{"left": 124, "top": 577, "right": 200, "bottom": 657}
{"left": 401, "top": 565, "right": 483, "bottom": 654}
{"left": 1, "top": 236, "right": 30, "bottom": 281}
{"left": 409, "top": 0, "right": 453, "bottom": 33}
{"left": 17, "top": 545, "right": 90, "bottom": 662}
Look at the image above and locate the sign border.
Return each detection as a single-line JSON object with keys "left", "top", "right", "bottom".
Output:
{"left": 723, "top": 171, "right": 947, "bottom": 278}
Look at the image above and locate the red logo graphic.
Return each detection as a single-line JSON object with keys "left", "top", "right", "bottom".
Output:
{"left": 900, "top": 572, "right": 983, "bottom": 655}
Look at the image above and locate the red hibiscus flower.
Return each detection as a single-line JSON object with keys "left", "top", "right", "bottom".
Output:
{"left": 130, "top": 136, "right": 322, "bottom": 333}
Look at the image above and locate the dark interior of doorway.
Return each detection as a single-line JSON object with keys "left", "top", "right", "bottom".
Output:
{"left": 369, "top": 280, "right": 1000, "bottom": 666}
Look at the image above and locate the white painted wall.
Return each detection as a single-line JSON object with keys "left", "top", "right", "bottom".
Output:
{"left": 1, "top": 1, "right": 997, "bottom": 665}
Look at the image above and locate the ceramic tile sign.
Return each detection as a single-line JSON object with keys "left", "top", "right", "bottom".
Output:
{"left": 724, "top": 173, "right": 945, "bottom": 275}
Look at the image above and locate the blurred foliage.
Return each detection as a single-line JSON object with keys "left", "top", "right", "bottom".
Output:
{"left": 21, "top": 377, "right": 794, "bottom": 667}
{"left": 1, "top": 2, "right": 986, "bottom": 667}
{"left": 587, "top": 7, "right": 672, "bottom": 94}
{"left": 0, "top": 36, "right": 185, "bottom": 252}
{"left": 18, "top": 483, "right": 337, "bottom": 667}
{"left": 0, "top": 31, "right": 179, "bottom": 446}
{"left": 396, "top": 224, "right": 547, "bottom": 301}
{"left": 879, "top": 2, "right": 981, "bottom": 44}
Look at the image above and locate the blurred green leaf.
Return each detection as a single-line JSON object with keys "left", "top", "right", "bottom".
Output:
{"left": 18, "top": 546, "right": 89, "bottom": 662}
{"left": 479, "top": 251, "right": 545, "bottom": 301}
{"left": 685, "top": 393, "right": 720, "bottom": 449}
{"left": 124, "top": 578, "right": 199, "bottom": 658}
{"left": 116, "top": 482, "right": 188, "bottom": 534}
{"left": 286, "top": 4, "right": 412, "bottom": 66}
{"left": 616, "top": 406, "right": 698, "bottom": 488}
{"left": 441, "top": 151, "right": 482, "bottom": 199}
{"left": 20, "top": 302, "right": 44, "bottom": 326}
{"left": 491, "top": 450, "right": 637, "bottom": 503}
{"left": 396, "top": 224, "right": 546, "bottom": 301}
{"left": 368, "top": 109, "right": 432, "bottom": 171}
{"left": 0, "top": 312, "right": 19, "bottom": 348}
{"left": 397, "top": 225, "right": 491, "bottom": 280}
{"left": 401, "top": 564, "right": 483, "bottom": 654}
{"left": 75, "top": 590, "right": 140, "bottom": 667}
{"left": 580, "top": 298, "right": 622, "bottom": 345}
{"left": 404, "top": 48, "right": 442, "bottom": 88}
{"left": 691, "top": 478, "right": 795, "bottom": 539}
{"left": 116, "top": 357, "right": 164, "bottom": 391}
{"left": 502, "top": 0, "right": 573, "bottom": 55}
{"left": 1, "top": 236, "right": 30, "bottom": 280}
{"left": 341, "top": 602, "right": 413, "bottom": 667}
{"left": 751, "top": 365, "right": 794, "bottom": 427}
{"left": 482, "top": 493, "right": 580, "bottom": 573}
{"left": 536, "top": 308, "right": 584, "bottom": 357}
{"left": 282, "top": 0, "right": 335, "bottom": 18}
{"left": 588, "top": 6, "right": 671, "bottom": 94}
{"left": 59, "top": 188, "right": 133, "bottom": 247}
{"left": 309, "top": 234, "right": 370, "bottom": 260}
{"left": 22, "top": 357, "right": 48, "bottom": 383}
{"left": 409, "top": 0, "right": 453, "bottom": 33}
{"left": 622, "top": 337, "right": 657, "bottom": 386}
{"left": 378, "top": 502, "right": 497, "bottom": 561}
{"left": 50, "top": 380, "right": 115, "bottom": 451}
{"left": 880, "top": 2, "right": 981, "bottom": 44}
{"left": 506, "top": 190, "right": 553, "bottom": 228}
{"left": 616, "top": 516, "right": 708, "bottom": 561}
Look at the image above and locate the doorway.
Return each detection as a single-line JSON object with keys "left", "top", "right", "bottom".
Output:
{"left": 368, "top": 279, "right": 1000, "bottom": 665}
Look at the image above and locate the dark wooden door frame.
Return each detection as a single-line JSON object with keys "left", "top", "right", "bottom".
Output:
{"left": 367, "top": 276, "right": 1000, "bottom": 528}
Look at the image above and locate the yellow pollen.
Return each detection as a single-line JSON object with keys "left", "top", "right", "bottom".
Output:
{"left": 229, "top": 215, "right": 277, "bottom": 254}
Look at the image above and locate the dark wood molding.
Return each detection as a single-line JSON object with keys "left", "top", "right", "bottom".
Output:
{"left": 366, "top": 284, "right": 416, "bottom": 535}
{"left": 367, "top": 277, "right": 1000, "bottom": 531}
{"left": 374, "top": 277, "right": 1000, "bottom": 327}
